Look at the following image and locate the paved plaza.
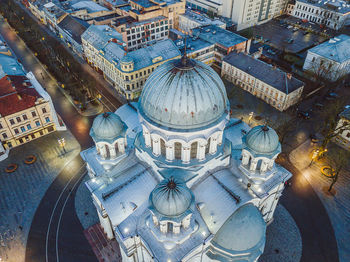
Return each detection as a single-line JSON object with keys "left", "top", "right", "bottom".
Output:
{"left": 290, "top": 140, "right": 350, "bottom": 262}
{"left": 0, "top": 131, "right": 80, "bottom": 262}
{"left": 224, "top": 79, "right": 292, "bottom": 128}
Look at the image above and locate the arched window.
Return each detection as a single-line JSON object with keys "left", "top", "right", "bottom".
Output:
{"left": 104, "top": 144, "right": 110, "bottom": 159}
{"left": 174, "top": 142, "right": 182, "bottom": 159}
{"left": 205, "top": 138, "right": 211, "bottom": 154}
{"left": 160, "top": 138, "right": 166, "bottom": 156}
{"left": 167, "top": 222, "right": 173, "bottom": 233}
{"left": 190, "top": 141, "right": 198, "bottom": 159}
{"left": 114, "top": 142, "right": 119, "bottom": 153}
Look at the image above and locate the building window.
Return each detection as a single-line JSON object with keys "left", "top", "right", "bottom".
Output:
{"left": 19, "top": 138, "right": 23, "bottom": 144}
{"left": 16, "top": 117, "right": 21, "bottom": 122}
{"left": 7, "top": 141, "right": 12, "bottom": 148}
{"left": 27, "top": 124, "right": 32, "bottom": 130}
{"left": 9, "top": 119, "right": 15, "bottom": 125}
{"left": 32, "top": 111, "right": 37, "bottom": 117}
{"left": 45, "top": 117, "right": 50, "bottom": 123}
{"left": 0, "top": 123, "right": 2, "bottom": 129}
{"left": 35, "top": 121, "right": 40, "bottom": 127}
{"left": 2, "top": 133, "right": 7, "bottom": 139}
{"left": 42, "top": 107, "right": 47, "bottom": 114}
{"left": 23, "top": 114, "right": 28, "bottom": 120}
{"left": 21, "top": 126, "right": 25, "bottom": 132}
{"left": 14, "top": 128, "right": 19, "bottom": 134}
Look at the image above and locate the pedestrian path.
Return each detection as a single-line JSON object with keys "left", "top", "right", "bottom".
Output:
{"left": 290, "top": 140, "right": 350, "bottom": 262}
{"left": 0, "top": 131, "right": 80, "bottom": 262}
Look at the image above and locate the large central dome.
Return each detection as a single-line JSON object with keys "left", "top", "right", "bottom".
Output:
{"left": 139, "top": 58, "right": 229, "bottom": 130}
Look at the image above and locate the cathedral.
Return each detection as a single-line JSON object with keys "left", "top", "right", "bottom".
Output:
{"left": 81, "top": 55, "right": 291, "bottom": 262}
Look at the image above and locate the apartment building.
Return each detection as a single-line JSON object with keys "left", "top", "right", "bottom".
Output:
{"left": 192, "top": 25, "right": 249, "bottom": 65}
{"left": 187, "top": 0, "right": 288, "bottom": 30}
{"left": 175, "top": 37, "right": 215, "bottom": 65}
{"left": 0, "top": 54, "right": 63, "bottom": 160}
{"left": 82, "top": 25, "right": 181, "bottom": 100}
{"left": 293, "top": 0, "right": 350, "bottom": 30}
{"left": 222, "top": 52, "right": 304, "bottom": 111}
{"left": 303, "top": 35, "right": 350, "bottom": 81}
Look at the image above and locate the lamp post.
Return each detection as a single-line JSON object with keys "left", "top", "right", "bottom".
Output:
{"left": 248, "top": 111, "right": 254, "bottom": 125}
{"left": 309, "top": 149, "right": 319, "bottom": 166}
{"left": 58, "top": 138, "right": 66, "bottom": 154}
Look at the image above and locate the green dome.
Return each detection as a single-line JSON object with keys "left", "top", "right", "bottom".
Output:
{"left": 90, "top": 112, "right": 126, "bottom": 143}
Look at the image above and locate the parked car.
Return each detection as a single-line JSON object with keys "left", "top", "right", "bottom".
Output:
{"left": 314, "top": 103, "right": 324, "bottom": 109}
{"left": 287, "top": 25, "right": 293, "bottom": 29}
{"left": 267, "top": 49, "right": 276, "bottom": 55}
{"left": 293, "top": 27, "right": 298, "bottom": 32}
{"left": 325, "top": 92, "right": 339, "bottom": 100}
{"left": 303, "top": 31, "right": 309, "bottom": 35}
{"left": 344, "top": 105, "right": 350, "bottom": 109}
{"left": 297, "top": 110, "right": 311, "bottom": 119}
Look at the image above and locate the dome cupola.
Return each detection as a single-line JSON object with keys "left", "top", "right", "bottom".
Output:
{"left": 139, "top": 58, "right": 229, "bottom": 130}
{"left": 150, "top": 176, "right": 193, "bottom": 217}
{"left": 90, "top": 112, "right": 126, "bottom": 144}
{"left": 244, "top": 125, "right": 280, "bottom": 155}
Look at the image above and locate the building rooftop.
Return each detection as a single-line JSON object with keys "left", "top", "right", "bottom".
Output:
{"left": 181, "top": 10, "right": 226, "bottom": 28}
{"left": 340, "top": 107, "right": 350, "bottom": 120}
{"left": 0, "top": 54, "right": 25, "bottom": 78}
{"left": 58, "top": 15, "right": 89, "bottom": 44}
{"left": 125, "top": 15, "right": 167, "bottom": 28}
{"left": 0, "top": 75, "right": 42, "bottom": 116}
{"left": 175, "top": 37, "right": 214, "bottom": 55}
{"left": 223, "top": 52, "right": 304, "bottom": 94}
{"left": 71, "top": 0, "right": 109, "bottom": 12}
{"left": 192, "top": 25, "right": 247, "bottom": 49}
{"left": 123, "top": 39, "right": 181, "bottom": 71}
{"left": 101, "top": 0, "right": 128, "bottom": 7}
{"left": 308, "top": 34, "right": 350, "bottom": 63}
{"left": 297, "top": 0, "right": 350, "bottom": 14}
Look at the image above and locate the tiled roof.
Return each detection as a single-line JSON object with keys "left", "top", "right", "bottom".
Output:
{"left": 223, "top": 52, "right": 304, "bottom": 94}
{"left": 0, "top": 75, "right": 41, "bottom": 116}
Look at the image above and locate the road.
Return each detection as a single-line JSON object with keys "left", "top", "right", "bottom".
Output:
{"left": 0, "top": 16, "right": 116, "bottom": 262}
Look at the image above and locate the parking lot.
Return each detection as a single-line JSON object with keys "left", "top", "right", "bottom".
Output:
{"left": 250, "top": 19, "right": 328, "bottom": 53}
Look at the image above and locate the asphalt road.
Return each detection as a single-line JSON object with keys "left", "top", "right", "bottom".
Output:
{"left": 0, "top": 10, "right": 341, "bottom": 262}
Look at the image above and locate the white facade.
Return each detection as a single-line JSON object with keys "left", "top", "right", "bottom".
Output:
{"left": 187, "top": 0, "right": 288, "bottom": 30}
{"left": 334, "top": 108, "right": 350, "bottom": 150}
{"left": 293, "top": 0, "right": 350, "bottom": 30}
{"left": 303, "top": 35, "right": 350, "bottom": 81}
{"left": 81, "top": 57, "right": 291, "bottom": 262}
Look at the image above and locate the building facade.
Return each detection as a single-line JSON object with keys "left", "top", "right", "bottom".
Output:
{"left": 222, "top": 52, "right": 304, "bottom": 111}
{"left": 82, "top": 25, "right": 181, "bottom": 100}
{"left": 334, "top": 108, "right": 350, "bottom": 150}
{"left": 0, "top": 54, "right": 64, "bottom": 160}
{"left": 292, "top": 0, "right": 350, "bottom": 30}
{"left": 186, "top": 0, "right": 288, "bottom": 30}
{"left": 81, "top": 56, "right": 291, "bottom": 262}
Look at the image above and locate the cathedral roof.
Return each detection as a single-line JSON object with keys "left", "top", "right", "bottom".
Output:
{"left": 90, "top": 112, "right": 126, "bottom": 143}
{"left": 150, "top": 177, "right": 194, "bottom": 217}
{"left": 244, "top": 125, "right": 280, "bottom": 155}
{"left": 139, "top": 57, "right": 229, "bottom": 130}
{"left": 212, "top": 204, "right": 266, "bottom": 253}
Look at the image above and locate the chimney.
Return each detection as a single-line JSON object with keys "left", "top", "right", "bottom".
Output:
{"left": 287, "top": 73, "right": 292, "bottom": 80}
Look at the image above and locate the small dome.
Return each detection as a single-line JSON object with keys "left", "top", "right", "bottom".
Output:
{"left": 139, "top": 58, "right": 229, "bottom": 130}
{"left": 90, "top": 112, "right": 125, "bottom": 143}
{"left": 213, "top": 204, "right": 266, "bottom": 252}
{"left": 245, "top": 125, "right": 279, "bottom": 154}
{"left": 150, "top": 177, "right": 193, "bottom": 217}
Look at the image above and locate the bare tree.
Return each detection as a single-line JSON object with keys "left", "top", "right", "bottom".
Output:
{"left": 326, "top": 148, "right": 350, "bottom": 192}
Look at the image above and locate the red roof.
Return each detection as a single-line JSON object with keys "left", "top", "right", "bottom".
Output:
{"left": 0, "top": 75, "right": 42, "bottom": 116}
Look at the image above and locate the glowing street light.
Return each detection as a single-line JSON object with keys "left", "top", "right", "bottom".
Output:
{"left": 58, "top": 138, "right": 66, "bottom": 154}
{"left": 248, "top": 111, "right": 254, "bottom": 125}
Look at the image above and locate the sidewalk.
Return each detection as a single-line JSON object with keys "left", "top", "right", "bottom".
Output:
{"left": 0, "top": 131, "right": 80, "bottom": 262}
{"left": 290, "top": 140, "right": 350, "bottom": 262}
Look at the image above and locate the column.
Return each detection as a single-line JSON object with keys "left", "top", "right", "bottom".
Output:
{"left": 99, "top": 144, "right": 107, "bottom": 159}
{"left": 97, "top": 210, "right": 114, "bottom": 239}
{"left": 217, "top": 132, "right": 223, "bottom": 145}
{"left": 182, "top": 145, "right": 190, "bottom": 163}
{"left": 182, "top": 215, "right": 191, "bottom": 229}
{"left": 152, "top": 138, "right": 160, "bottom": 156}
{"left": 209, "top": 137, "right": 218, "bottom": 154}
{"left": 118, "top": 140, "right": 125, "bottom": 153}
{"left": 260, "top": 160, "right": 268, "bottom": 173}
{"left": 160, "top": 222, "right": 167, "bottom": 233}
{"left": 166, "top": 142, "right": 174, "bottom": 161}
{"left": 250, "top": 159, "right": 258, "bottom": 171}
{"left": 241, "top": 152, "right": 250, "bottom": 166}
{"left": 198, "top": 143, "right": 206, "bottom": 161}
{"left": 268, "top": 159, "right": 274, "bottom": 169}
{"left": 110, "top": 145, "right": 117, "bottom": 159}
{"left": 173, "top": 224, "right": 180, "bottom": 234}
{"left": 144, "top": 131, "right": 151, "bottom": 147}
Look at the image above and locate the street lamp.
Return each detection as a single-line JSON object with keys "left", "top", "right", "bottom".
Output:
{"left": 248, "top": 111, "right": 254, "bottom": 125}
{"left": 309, "top": 149, "right": 319, "bottom": 166}
{"left": 58, "top": 138, "right": 66, "bottom": 154}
